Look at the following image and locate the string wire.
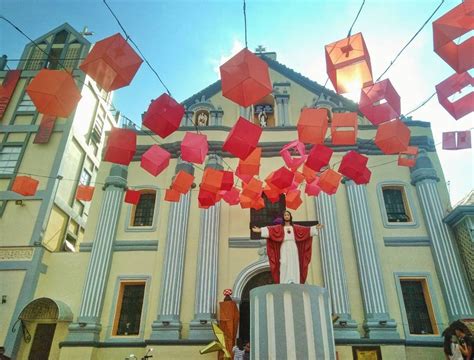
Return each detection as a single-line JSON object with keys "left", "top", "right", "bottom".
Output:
{"left": 243, "top": 0, "right": 248, "bottom": 49}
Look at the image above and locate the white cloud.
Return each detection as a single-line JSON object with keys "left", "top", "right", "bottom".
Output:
{"left": 209, "top": 39, "right": 245, "bottom": 76}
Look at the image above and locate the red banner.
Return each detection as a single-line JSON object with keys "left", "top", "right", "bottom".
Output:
{"left": 34, "top": 115, "right": 56, "bottom": 144}
{"left": 0, "top": 70, "right": 21, "bottom": 120}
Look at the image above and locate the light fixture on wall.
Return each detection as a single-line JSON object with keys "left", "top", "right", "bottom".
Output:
{"left": 1, "top": 295, "right": 6, "bottom": 304}
{"left": 379, "top": 320, "right": 387, "bottom": 326}
{"left": 15, "top": 200, "right": 25, "bottom": 207}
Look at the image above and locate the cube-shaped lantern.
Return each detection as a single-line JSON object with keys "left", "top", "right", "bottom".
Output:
{"left": 302, "top": 164, "right": 317, "bottom": 183}
{"left": 242, "top": 178, "right": 263, "bottom": 200}
{"left": 104, "top": 127, "right": 137, "bottom": 166}
{"left": 221, "top": 171, "right": 234, "bottom": 191}
{"left": 172, "top": 170, "right": 194, "bottom": 194}
{"left": 280, "top": 140, "right": 307, "bottom": 169}
{"left": 433, "top": 1, "right": 474, "bottom": 73}
{"left": 293, "top": 171, "right": 305, "bottom": 185}
{"left": 165, "top": 188, "right": 181, "bottom": 202}
{"left": 318, "top": 169, "right": 342, "bottom": 195}
{"left": 235, "top": 165, "right": 253, "bottom": 184}
{"left": 251, "top": 196, "right": 265, "bottom": 210}
{"left": 238, "top": 147, "right": 261, "bottom": 176}
{"left": 305, "top": 178, "right": 322, "bottom": 196}
{"left": 76, "top": 185, "right": 95, "bottom": 201}
{"left": 375, "top": 119, "right": 410, "bottom": 155}
{"left": 124, "top": 189, "right": 141, "bottom": 205}
{"left": 338, "top": 150, "right": 368, "bottom": 181}
{"left": 353, "top": 167, "right": 372, "bottom": 185}
{"left": 442, "top": 131, "right": 472, "bottom": 150}
{"left": 306, "top": 144, "right": 333, "bottom": 172}
{"left": 325, "top": 32, "right": 373, "bottom": 94}
{"left": 220, "top": 48, "right": 272, "bottom": 107}
{"left": 80, "top": 33, "right": 143, "bottom": 92}
{"left": 398, "top": 146, "right": 418, "bottom": 167}
{"left": 239, "top": 194, "right": 254, "bottom": 209}
{"left": 270, "top": 167, "right": 295, "bottom": 189}
{"left": 201, "top": 167, "right": 224, "bottom": 193}
{"left": 198, "top": 188, "right": 218, "bottom": 208}
{"left": 12, "top": 176, "right": 39, "bottom": 196}
{"left": 223, "top": 187, "right": 240, "bottom": 205}
{"left": 297, "top": 108, "right": 328, "bottom": 145}
{"left": 359, "top": 79, "right": 401, "bottom": 125}
{"left": 264, "top": 185, "right": 281, "bottom": 203}
{"left": 142, "top": 93, "right": 185, "bottom": 138}
{"left": 26, "top": 69, "right": 81, "bottom": 118}
{"left": 331, "top": 112, "right": 358, "bottom": 145}
{"left": 223, "top": 117, "right": 262, "bottom": 160}
{"left": 286, "top": 190, "right": 303, "bottom": 210}
{"left": 435, "top": 72, "right": 473, "bottom": 120}
{"left": 141, "top": 144, "right": 171, "bottom": 176}
{"left": 181, "top": 132, "right": 208, "bottom": 164}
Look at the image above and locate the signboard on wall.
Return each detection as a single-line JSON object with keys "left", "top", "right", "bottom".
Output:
{"left": 34, "top": 115, "right": 56, "bottom": 144}
{"left": 254, "top": 104, "right": 273, "bottom": 114}
{"left": 0, "top": 70, "right": 21, "bottom": 120}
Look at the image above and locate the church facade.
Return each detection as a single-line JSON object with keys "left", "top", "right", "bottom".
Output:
{"left": 1, "top": 24, "right": 473, "bottom": 360}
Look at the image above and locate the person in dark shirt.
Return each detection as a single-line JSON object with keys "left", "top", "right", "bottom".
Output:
{"left": 451, "top": 320, "right": 474, "bottom": 360}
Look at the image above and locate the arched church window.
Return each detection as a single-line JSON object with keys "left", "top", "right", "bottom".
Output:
{"left": 253, "top": 94, "right": 275, "bottom": 127}
{"left": 194, "top": 110, "right": 210, "bottom": 127}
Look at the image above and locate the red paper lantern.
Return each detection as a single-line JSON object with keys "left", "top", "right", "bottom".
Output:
{"left": 242, "top": 178, "right": 263, "bottom": 200}
{"left": 220, "top": 48, "right": 272, "bottom": 107}
{"left": 201, "top": 167, "right": 224, "bottom": 193}
{"left": 297, "top": 108, "right": 328, "bottom": 145}
{"left": 252, "top": 196, "right": 265, "bottom": 210}
{"left": 374, "top": 119, "right": 410, "bottom": 155}
{"left": 165, "top": 188, "right": 181, "bottom": 202}
{"left": 263, "top": 185, "right": 281, "bottom": 203}
{"left": 26, "top": 69, "right": 81, "bottom": 118}
{"left": 293, "top": 171, "right": 305, "bottom": 185}
{"left": 318, "top": 169, "right": 342, "bottom": 195}
{"left": 353, "top": 167, "right": 371, "bottom": 185}
{"left": 141, "top": 144, "right": 171, "bottom": 176}
{"left": 238, "top": 147, "right": 261, "bottom": 176}
{"left": 359, "top": 79, "right": 401, "bottom": 125}
{"left": 280, "top": 140, "right": 307, "bottom": 169}
{"left": 235, "top": 166, "right": 253, "bottom": 184}
{"left": 239, "top": 194, "right": 254, "bottom": 209}
{"left": 80, "top": 33, "right": 143, "bottom": 91}
{"left": 198, "top": 188, "right": 218, "bottom": 208}
{"left": 286, "top": 190, "right": 303, "bottom": 210}
{"left": 76, "top": 185, "right": 94, "bottom": 201}
{"left": 181, "top": 132, "right": 208, "bottom": 164}
{"left": 305, "top": 177, "right": 322, "bottom": 196}
{"left": 302, "top": 165, "right": 317, "bottom": 183}
{"left": 398, "top": 146, "right": 418, "bottom": 167}
{"left": 325, "top": 32, "right": 373, "bottom": 94}
{"left": 124, "top": 189, "right": 141, "bottom": 204}
{"left": 433, "top": 1, "right": 474, "bottom": 74}
{"left": 338, "top": 150, "right": 368, "bottom": 181}
{"left": 435, "top": 72, "right": 473, "bottom": 120}
{"left": 142, "top": 93, "right": 185, "bottom": 138}
{"left": 172, "top": 170, "right": 194, "bottom": 194}
{"left": 306, "top": 144, "right": 333, "bottom": 172}
{"left": 270, "top": 167, "right": 295, "bottom": 189}
{"left": 442, "top": 131, "right": 472, "bottom": 150}
{"left": 331, "top": 112, "right": 358, "bottom": 145}
{"left": 223, "top": 117, "right": 262, "bottom": 160}
{"left": 104, "top": 127, "right": 137, "bottom": 166}
{"left": 223, "top": 187, "right": 240, "bottom": 205}
{"left": 12, "top": 176, "right": 39, "bottom": 196}
{"left": 221, "top": 171, "right": 234, "bottom": 191}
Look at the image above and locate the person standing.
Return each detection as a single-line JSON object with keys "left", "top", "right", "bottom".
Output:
{"left": 451, "top": 321, "right": 474, "bottom": 360}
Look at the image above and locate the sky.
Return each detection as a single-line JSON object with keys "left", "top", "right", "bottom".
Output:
{"left": 1, "top": 0, "right": 472, "bottom": 205}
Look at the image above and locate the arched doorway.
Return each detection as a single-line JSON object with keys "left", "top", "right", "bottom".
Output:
{"left": 238, "top": 271, "right": 274, "bottom": 342}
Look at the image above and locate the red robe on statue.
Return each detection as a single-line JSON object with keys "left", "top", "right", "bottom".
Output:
{"left": 266, "top": 225, "right": 313, "bottom": 284}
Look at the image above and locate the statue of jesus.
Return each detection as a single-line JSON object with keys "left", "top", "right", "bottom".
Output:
{"left": 252, "top": 210, "right": 323, "bottom": 284}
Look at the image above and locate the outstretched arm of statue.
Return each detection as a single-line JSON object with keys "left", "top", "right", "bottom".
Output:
{"left": 251, "top": 226, "right": 261, "bottom": 233}
{"left": 311, "top": 223, "right": 324, "bottom": 236}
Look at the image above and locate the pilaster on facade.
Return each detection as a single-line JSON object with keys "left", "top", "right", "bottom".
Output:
{"left": 210, "top": 108, "right": 224, "bottom": 126}
{"left": 64, "top": 165, "right": 127, "bottom": 343}
{"left": 314, "top": 193, "right": 360, "bottom": 339}
{"left": 239, "top": 106, "right": 252, "bottom": 120}
{"left": 345, "top": 180, "right": 400, "bottom": 339}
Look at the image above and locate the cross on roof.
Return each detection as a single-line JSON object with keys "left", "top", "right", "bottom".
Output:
{"left": 255, "top": 45, "right": 266, "bottom": 53}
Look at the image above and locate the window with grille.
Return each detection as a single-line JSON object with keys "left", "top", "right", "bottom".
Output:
{"left": 17, "top": 93, "right": 36, "bottom": 112}
{"left": 0, "top": 146, "right": 22, "bottom": 174}
{"left": 79, "top": 168, "right": 91, "bottom": 186}
{"left": 23, "top": 45, "right": 47, "bottom": 70}
{"left": 382, "top": 186, "right": 412, "bottom": 222}
{"left": 131, "top": 191, "right": 156, "bottom": 227}
{"left": 400, "top": 279, "right": 436, "bottom": 335}
{"left": 113, "top": 282, "right": 146, "bottom": 336}
{"left": 250, "top": 194, "right": 286, "bottom": 239}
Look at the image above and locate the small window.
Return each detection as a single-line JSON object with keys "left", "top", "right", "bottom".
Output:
{"left": 382, "top": 186, "right": 412, "bottom": 223}
{"left": 194, "top": 110, "right": 210, "bottom": 127}
{"left": 400, "top": 279, "right": 437, "bottom": 335}
{"left": 131, "top": 191, "right": 156, "bottom": 227}
{"left": 0, "top": 146, "right": 22, "bottom": 174}
{"left": 79, "top": 168, "right": 92, "bottom": 186}
{"left": 62, "top": 233, "right": 77, "bottom": 252}
{"left": 46, "top": 47, "right": 63, "bottom": 70}
{"left": 17, "top": 93, "right": 36, "bottom": 112}
{"left": 253, "top": 96, "right": 275, "bottom": 127}
{"left": 113, "top": 282, "right": 146, "bottom": 336}
{"left": 250, "top": 194, "right": 286, "bottom": 239}
{"left": 52, "top": 30, "right": 68, "bottom": 45}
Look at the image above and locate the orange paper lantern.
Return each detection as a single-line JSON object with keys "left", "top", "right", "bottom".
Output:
{"left": 297, "top": 108, "right": 328, "bottom": 145}
{"left": 318, "top": 169, "right": 342, "bottom": 195}
{"left": 293, "top": 171, "right": 305, "bottom": 185}
{"left": 306, "top": 144, "right": 333, "bottom": 172}
{"left": 286, "top": 189, "right": 303, "bottom": 210}
{"left": 242, "top": 178, "right": 263, "bottom": 200}
{"left": 142, "top": 93, "right": 185, "bottom": 139}
{"left": 104, "top": 127, "right": 137, "bottom": 166}
{"left": 338, "top": 150, "right": 368, "bottom": 182}
{"left": 181, "top": 132, "right": 208, "bottom": 164}
{"left": 435, "top": 71, "right": 473, "bottom": 120}
{"left": 238, "top": 147, "right": 261, "bottom": 176}
{"left": 359, "top": 79, "right": 401, "bottom": 125}
{"left": 141, "top": 144, "right": 171, "bottom": 176}
{"left": 12, "top": 176, "right": 39, "bottom": 196}
{"left": 172, "top": 170, "right": 194, "bottom": 194}
{"left": 398, "top": 146, "right": 418, "bottom": 167}
{"left": 331, "top": 112, "right": 358, "bottom": 145}
{"left": 433, "top": 1, "right": 474, "bottom": 74}
{"left": 325, "top": 32, "right": 373, "bottom": 94}
{"left": 305, "top": 177, "right": 322, "bottom": 196}
{"left": 302, "top": 164, "right": 317, "bottom": 183}
{"left": 280, "top": 140, "right": 307, "bottom": 169}
{"left": 239, "top": 194, "right": 254, "bottom": 209}
{"left": 235, "top": 165, "right": 253, "bottom": 184}
{"left": 201, "top": 167, "right": 224, "bottom": 193}
{"left": 26, "top": 69, "right": 81, "bottom": 118}
{"left": 220, "top": 48, "right": 272, "bottom": 107}
{"left": 263, "top": 185, "right": 281, "bottom": 203}
{"left": 76, "top": 185, "right": 95, "bottom": 201}
{"left": 165, "top": 188, "right": 181, "bottom": 202}
{"left": 223, "top": 117, "right": 262, "bottom": 160}
{"left": 374, "top": 119, "right": 410, "bottom": 155}
{"left": 80, "top": 33, "right": 143, "bottom": 91}
{"left": 124, "top": 189, "right": 141, "bottom": 205}
{"left": 251, "top": 196, "right": 265, "bottom": 210}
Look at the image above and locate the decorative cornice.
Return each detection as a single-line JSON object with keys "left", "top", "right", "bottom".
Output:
{"left": 444, "top": 205, "right": 474, "bottom": 226}
{"left": 383, "top": 237, "right": 431, "bottom": 247}
{"left": 79, "top": 240, "right": 158, "bottom": 252}
{"left": 229, "top": 238, "right": 265, "bottom": 248}
{"left": 104, "top": 165, "right": 128, "bottom": 189}
{"left": 410, "top": 168, "right": 440, "bottom": 185}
